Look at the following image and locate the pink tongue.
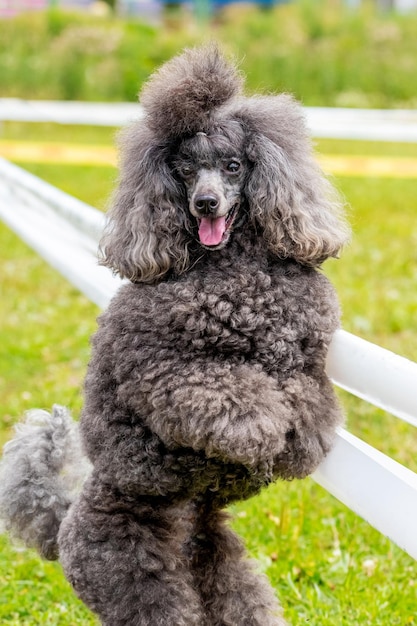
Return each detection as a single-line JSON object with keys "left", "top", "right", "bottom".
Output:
{"left": 198, "top": 216, "right": 227, "bottom": 246}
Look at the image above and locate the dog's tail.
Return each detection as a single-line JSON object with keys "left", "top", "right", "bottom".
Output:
{"left": 0, "top": 405, "right": 91, "bottom": 560}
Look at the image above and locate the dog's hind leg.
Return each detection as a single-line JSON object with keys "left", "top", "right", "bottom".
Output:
{"left": 58, "top": 474, "right": 206, "bottom": 626}
{"left": 191, "top": 507, "right": 288, "bottom": 626}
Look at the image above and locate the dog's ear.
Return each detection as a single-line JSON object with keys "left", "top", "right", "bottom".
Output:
{"left": 99, "top": 124, "right": 190, "bottom": 283}
{"left": 237, "top": 96, "right": 350, "bottom": 265}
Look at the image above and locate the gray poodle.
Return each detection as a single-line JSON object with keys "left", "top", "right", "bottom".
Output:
{"left": 0, "top": 46, "right": 349, "bottom": 625}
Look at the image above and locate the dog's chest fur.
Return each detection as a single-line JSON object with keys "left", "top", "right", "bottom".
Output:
{"left": 107, "top": 239, "right": 338, "bottom": 386}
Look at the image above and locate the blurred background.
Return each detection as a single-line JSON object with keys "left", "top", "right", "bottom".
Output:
{"left": 1, "top": 0, "right": 417, "bottom": 106}
{"left": 0, "top": 1, "right": 416, "bottom": 625}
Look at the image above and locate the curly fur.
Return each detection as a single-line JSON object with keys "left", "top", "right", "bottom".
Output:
{"left": 0, "top": 45, "right": 349, "bottom": 625}
{"left": 0, "top": 406, "right": 90, "bottom": 560}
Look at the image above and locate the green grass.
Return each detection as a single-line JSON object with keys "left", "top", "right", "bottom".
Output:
{"left": 0, "top": 541, "right": 97, "bottom": 625}
{"left": 0, "top": 131, "right": 416, "bottom": 623}
{"left": 13, "top": 162, "right": 117, "bottom": 210}
{"left": 1, "top": 1, "right": 417, "bottom": 108}
{"left": 0, "top": 219, "right": 99, "bottom": 623}
{"left": 0, "top": 122, "right": 118, "bottom": 145}
{"left": 230, "top": 481, "right": 417, "bottom": 625}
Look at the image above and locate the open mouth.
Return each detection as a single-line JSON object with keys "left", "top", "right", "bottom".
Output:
{"left": 197, "top": 204, "right": 239, "bottom": 248}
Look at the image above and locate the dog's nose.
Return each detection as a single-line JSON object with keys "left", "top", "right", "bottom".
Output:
{"left": 194, "top": 194, "right": 220, "bottom": 215}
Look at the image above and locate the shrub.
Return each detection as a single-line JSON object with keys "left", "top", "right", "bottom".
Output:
{"left": 0, "top": 1, "right": 416, "bottom": 106}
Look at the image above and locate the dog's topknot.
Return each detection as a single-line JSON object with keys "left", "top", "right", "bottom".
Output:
{"left": 140, "top": 45, "right": 243, "bottom": 139}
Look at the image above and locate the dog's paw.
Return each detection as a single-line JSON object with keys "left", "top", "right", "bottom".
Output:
{"left": 206, "top": 389, "right": 293, "bottom": 469}
{"left": 272, "top": 425, "right": 335, "bottom": 479}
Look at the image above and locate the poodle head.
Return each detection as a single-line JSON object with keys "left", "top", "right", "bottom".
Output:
{"left": 100, "top": 46, "right": 349, "bottom": 283}
{"left": 172, "top": 122, "right": 249, "bottom": 250}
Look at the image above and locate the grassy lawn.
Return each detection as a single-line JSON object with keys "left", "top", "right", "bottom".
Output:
{"left": 1, "top": 5, "right": 417, "bottom": 109}
{"left": 0, "top": 126, "right": 416, "bottom": 624}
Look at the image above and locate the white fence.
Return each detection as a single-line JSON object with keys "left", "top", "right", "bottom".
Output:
{"left": 1, "top": 155, "right": 417, "bottom": 561}
{"left": 2, "top": 98, "right": 417, "bottom": 142}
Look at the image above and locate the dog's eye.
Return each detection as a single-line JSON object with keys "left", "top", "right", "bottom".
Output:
{"left": 225, "top": 160, "right": 241, "bottom": 174}
{"left": 179, "top": 165, "right": 194, "bottom": 178}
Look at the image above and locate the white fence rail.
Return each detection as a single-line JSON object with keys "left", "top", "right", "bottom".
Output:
{"left": 1, "top": 155, "right": 417, "bottom": 560}
{"left": 2, "top": 98, "right": 417, "bottom": 142}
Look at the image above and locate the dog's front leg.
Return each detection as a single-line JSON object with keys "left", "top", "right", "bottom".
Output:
{"left": 139, "top": 360, "right": 291, "bottom": 471}
{"left": 80, "top": 416, "right": 220, "bottom": 500}
{"left": 271, "top": 370, "right": 343, "bottom": 479}
{"left": 135, "top": 355, "right": 342, "bottom": 479}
